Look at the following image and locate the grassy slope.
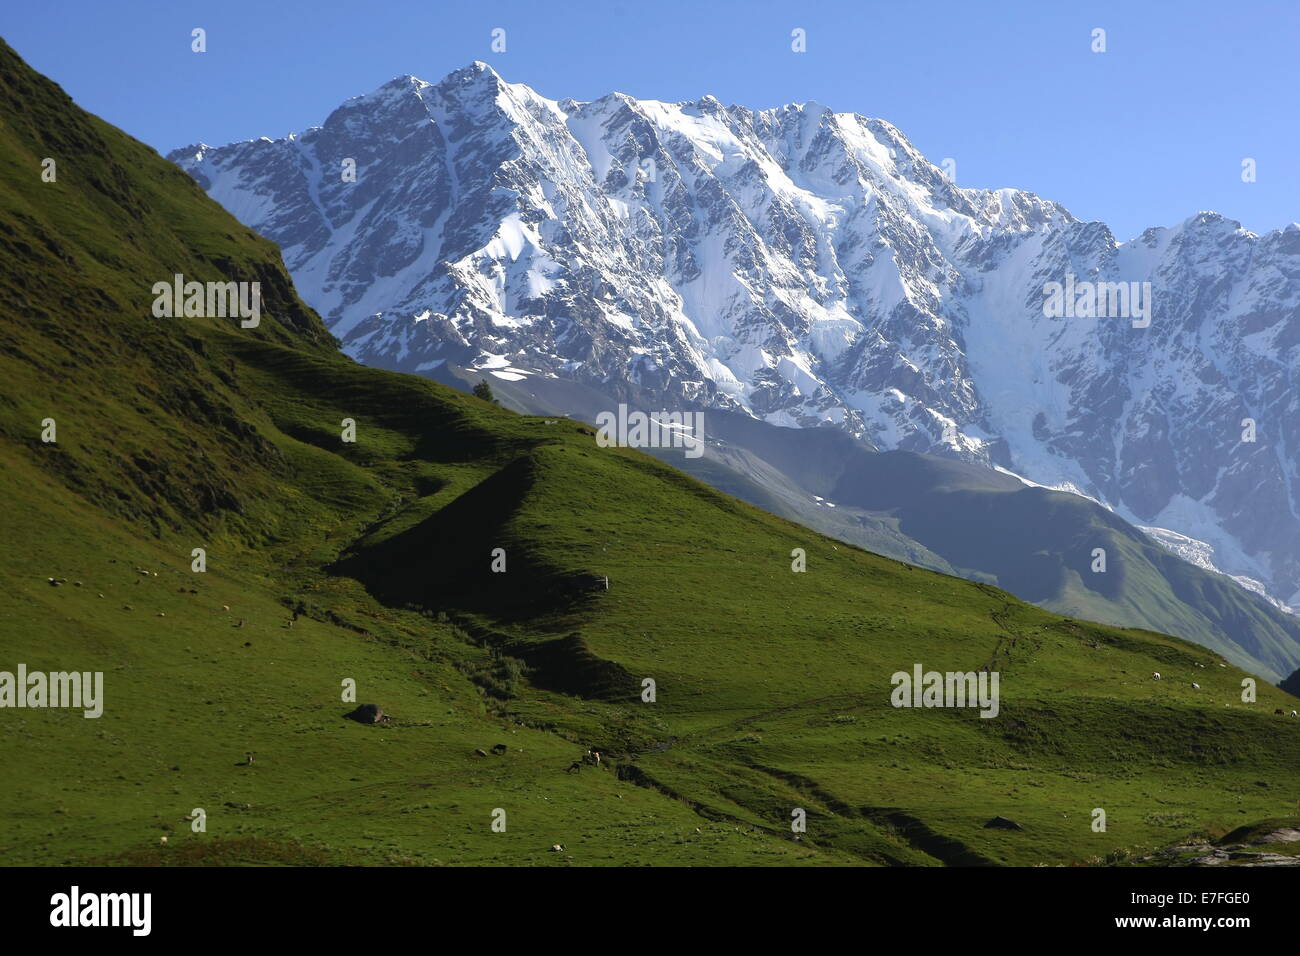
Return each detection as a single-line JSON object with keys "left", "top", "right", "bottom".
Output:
{"left": 464, "top": 374, "right": 1300, "bottom": 684}
{"left": 646, "top": 409, "right": 1300, "bottom": 684}
{"left": 1, "top": 38, "right": 1298, "bottom": 867}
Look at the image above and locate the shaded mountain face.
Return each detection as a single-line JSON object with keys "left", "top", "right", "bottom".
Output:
{"left": 169, "top": 63, "right": 1300, "bottom": 609}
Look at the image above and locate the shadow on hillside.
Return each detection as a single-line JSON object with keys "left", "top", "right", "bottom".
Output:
{"left": 330, "top": 453, "right": 599, "bottom": 623}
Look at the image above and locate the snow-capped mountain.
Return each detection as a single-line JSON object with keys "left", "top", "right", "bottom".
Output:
{"left": 169, "top": 63, "right": 1300, "bottom": 608}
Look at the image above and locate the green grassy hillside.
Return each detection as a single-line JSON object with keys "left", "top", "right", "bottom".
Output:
{"left": 441, "top": 369, "right": 1300, "bottom": 684}
{"left": 642, "top": 409, "right": 1300, "bottom": 684}
{"left": 2, "top": 38, "right": 1298, "bottom": 867}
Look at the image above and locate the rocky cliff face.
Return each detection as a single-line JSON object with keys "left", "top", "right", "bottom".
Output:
{"left": 170, "top": 63, "right": 1300, "bottom": 607}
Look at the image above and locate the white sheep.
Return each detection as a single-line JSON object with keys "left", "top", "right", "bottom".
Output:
{"left": 1152, "top": 672, "right": 1161, "bottom": 680}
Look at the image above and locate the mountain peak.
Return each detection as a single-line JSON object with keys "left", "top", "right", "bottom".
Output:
{"left": 168, "top": 142, "right": 212, "bottom": 163}
{"left": 438, "top": 60, "right": 507, "bottom": 90}
{"left": 382, "top": 73, "right": 426, "bottom": 88}
{"left": 337, "top": 73, "right": 434, "bottom": 118}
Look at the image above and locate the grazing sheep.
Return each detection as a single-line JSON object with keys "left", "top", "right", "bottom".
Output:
{"left": 1276, "top": 709, "right": 1286, "bottom": 715}
{"left": 1152, "top": 672, "right": 1161, "bottom": 680}
{"left": 1191, "top": 682, "right": 1200, "bottom": 689}
{"left": 1293, "top": 711, "right": 1298, "bottom": 718}
{"left": 221, "top": 605, "right": 230, "bottom": 612}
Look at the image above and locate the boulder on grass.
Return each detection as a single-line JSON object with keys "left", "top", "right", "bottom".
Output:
{"left": 345, "top": 703, "right": 384, "bottom": 724}
{"left": 984, "top": 816, "right": 1024, "bottom": 831}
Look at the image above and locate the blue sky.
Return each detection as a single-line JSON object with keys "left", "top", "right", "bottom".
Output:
{"left": 4, "top": 0, "right": 1297, "bottom": 239}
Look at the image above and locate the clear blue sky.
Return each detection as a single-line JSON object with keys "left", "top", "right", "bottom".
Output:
{"left": 4, "top": 0, "right": 1297, "bottom": 239}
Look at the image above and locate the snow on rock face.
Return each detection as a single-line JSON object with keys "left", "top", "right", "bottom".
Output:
{"left": 169, "top": 65, "right": 1300, "bottom": 608}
